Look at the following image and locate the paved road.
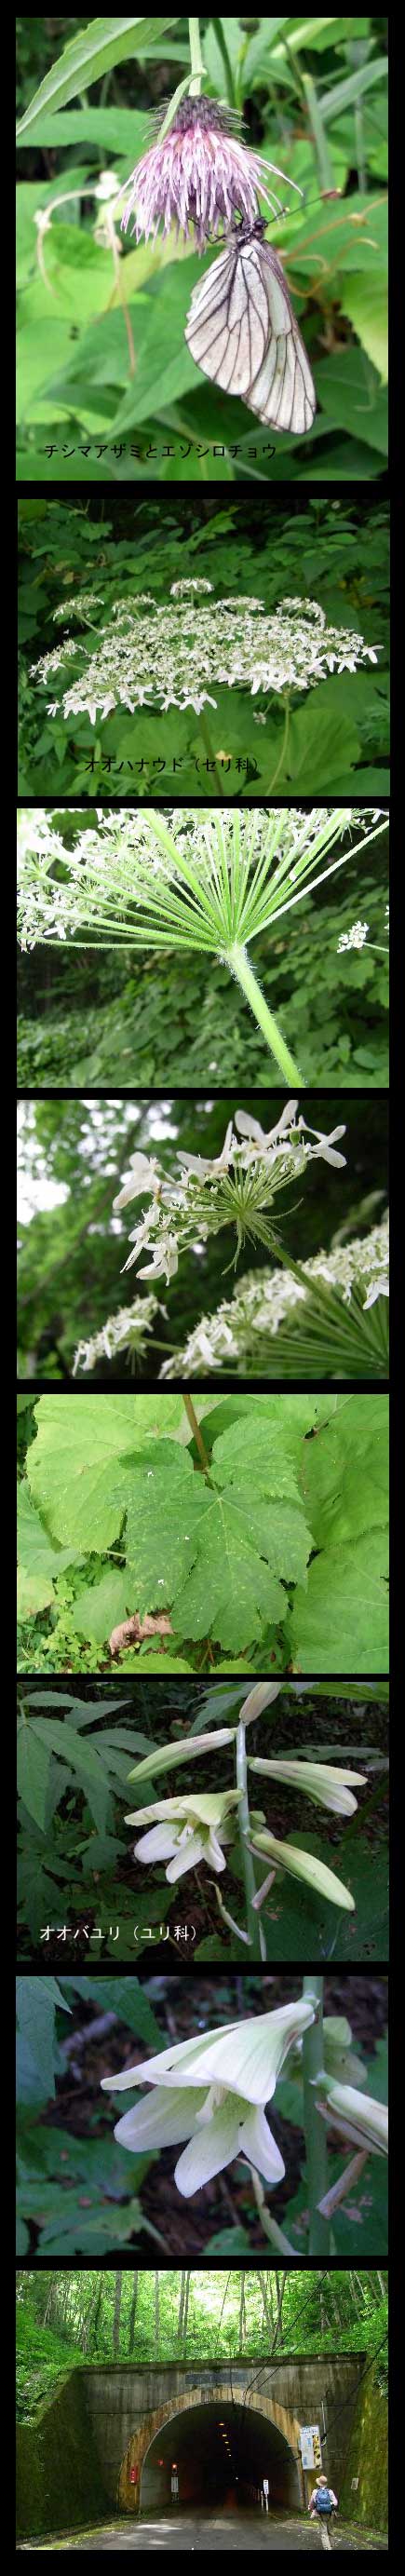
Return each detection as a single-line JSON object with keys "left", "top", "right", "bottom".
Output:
{"left": 20, "top": 2512, "right": 387, "bottom": 2551}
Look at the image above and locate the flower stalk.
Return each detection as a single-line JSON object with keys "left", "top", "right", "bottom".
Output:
{"left": 236, "top": 1717, "right": 266, "bottom": 1960}
{"left": 302, "top": 1974, "right": 331, "bottom": 2254}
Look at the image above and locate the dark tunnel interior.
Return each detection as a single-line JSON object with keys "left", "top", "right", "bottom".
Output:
{"left": 140, "top": 2400, "right": 301, "bottom": 2514}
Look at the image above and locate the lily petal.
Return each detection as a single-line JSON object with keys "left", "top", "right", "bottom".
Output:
{"left": 113, "top": 2083, "right": 207, "bottom": 2153}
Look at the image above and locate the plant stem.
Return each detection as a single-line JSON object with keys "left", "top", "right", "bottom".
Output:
{"left": 197, "top": 705, "right": 226, "bottom": 793}
{"left": 188, "top": 16, "right": 205, "bottom": 93}
{"left": 266, "top": 692, "right": 290, "bottom": 792}
{"left": 182, "top": 1392, "right": 210, "bottom": 1471}
{"left": 236, "top": 1719, "right": 266, "bottom": 1959}
{"left": 302, "top": 1974, "right": 331, "bottom": 2254}
{"left": 227, "top": 942, "right": 302, "bottom": 1083}
{"left": 248, "top": 2164, "right": 294, "bottom": 2254}
{"left": 301, "top": 70, "right": 335, "bottom": 195}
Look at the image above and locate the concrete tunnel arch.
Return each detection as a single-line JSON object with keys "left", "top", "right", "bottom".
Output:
{"left": 117, "top": 2384, "right": 305, "bottom": 2515}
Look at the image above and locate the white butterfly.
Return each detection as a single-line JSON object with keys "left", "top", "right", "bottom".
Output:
{"left": 185, "top": 217, "right": 316, "bottom": 436}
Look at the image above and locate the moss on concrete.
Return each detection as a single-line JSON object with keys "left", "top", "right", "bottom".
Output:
{"left": 340, "top": 2365, "right": 388, "bottom": 2531}
{"left": 16, "top": 2372, "right": 105, "bottom": 2542}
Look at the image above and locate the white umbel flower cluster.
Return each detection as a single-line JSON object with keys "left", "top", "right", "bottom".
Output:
{"left": 31, "top": 585, "right": 381, "bottom": 725}
{"left": 17, "top": 804, "right": 387, "bottom": 957}
{"left": 158, "top": 1217, "right": 389, "bottom": 1376}
{"left": 112, "top": 1105, "right": 346, "bottom": 1287}
{"left": 73, "top": 1293, "right": 160, "bottom": 1376}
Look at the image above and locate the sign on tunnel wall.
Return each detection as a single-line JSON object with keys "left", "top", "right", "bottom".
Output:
{"left": 300, "top": 2427, "right": 322, "bottom": 2471}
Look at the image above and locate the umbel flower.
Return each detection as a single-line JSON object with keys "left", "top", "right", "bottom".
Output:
{"left": 111, "top": 1104, "right": 346, "bottom": 1287}
{"left": 101, "top": 1996, "right": 316, "bottom": 2197}
{"left": 73, "top": 1293, "right": 160, "bottom": 1378}
{"left": 31, "top": 587, "right": 381, "bottom": 725}
{"left": 119, "top": 98, "right": 290, "bottom": 250}
{"left": 157, "top": 1218, "right": 389, "bottom": 1382}
{"left": 126, "top": 1788, "right": 241, "bottom": 1883}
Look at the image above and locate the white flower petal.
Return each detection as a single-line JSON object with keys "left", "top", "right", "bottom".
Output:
{"left": 114, "top": 2083, "right": 207, "bottom": 2151}
{"left": 239, "top": 2105, "right": 285, "bottom": 2185}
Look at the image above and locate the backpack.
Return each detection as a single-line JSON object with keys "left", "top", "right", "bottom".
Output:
{"left": 315, "top": 2490, "right": 332, "bottom": 2515}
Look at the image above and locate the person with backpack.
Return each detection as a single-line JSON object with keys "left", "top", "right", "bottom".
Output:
{"left": 308, "top": 2476, "right": 338, "bottom": 2548}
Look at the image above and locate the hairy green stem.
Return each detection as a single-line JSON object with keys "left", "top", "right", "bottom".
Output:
{"left": 197, "top": 706, "right": 227, "bottom": 793}
{"left": 236, "top": 1719, "right": 266, "bottom": 1959}
{"left": 188, "top": 17, "right": 205, "bottom": 93}
{"left": 302, "top": 1974, "right": 331, "bottom": 2254}
{"left": 227, "top": 942, "right": 302, "bottom": 1083}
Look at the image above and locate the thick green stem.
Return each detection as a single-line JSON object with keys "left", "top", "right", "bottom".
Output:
{"left": 266, "top": 693, "right": 290, "bottom": 793}
{"left": 197, "top": 706, "right": 226, "bottom": 793}
{"left": 302, "top": 1974, "right": 331, "bottom": 2254}
{"left": 188, "top": 17, "right": 205, "bottom": 93}
{"left": 227, "top": 942, "right": 302, "bottom": 1083}
{"left": 236, "top": 1719, "right": 266, "bottom": 1959}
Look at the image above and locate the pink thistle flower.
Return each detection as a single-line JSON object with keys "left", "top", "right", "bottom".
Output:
{"left": 121, "top": 97, "right": 289, "bottom": 250}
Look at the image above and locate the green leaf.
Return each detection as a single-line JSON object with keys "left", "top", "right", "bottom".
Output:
{"left": 290, "top": 1527, "right": 388, "bottom": 1673}
{"left": 70, "top": 1568, "right": 130, "bottom": 1642}
{"left": 18, "top": 1483, "right": 78, "bottom": 1617}
{"left": 16, "top": 1975, "right": 70, "bottom": 2101}
{"left": 17, "top": 1723, "right": 51, "bottom": 1831}
{"left": 299, "top": 1396, "right": 388, "bottom": 1547}
{"left": 27, "top": 1394, "right": 182, "bottom": 1551}
{"left": 17, "top": 19, "right": 181, "bottom": 140}
{"left": 61, "top": 1973, "right": 161, "bottom": 2046}
{"left": 341, "top": 274, "right": 388, "bottom": 385}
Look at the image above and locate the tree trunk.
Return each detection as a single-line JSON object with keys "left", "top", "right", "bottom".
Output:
{"left": 128, "top": 2274, "right": 139, "bottom": 2354}
{"left": 113, "top": 2271, "right": 123, "bottom": 2356}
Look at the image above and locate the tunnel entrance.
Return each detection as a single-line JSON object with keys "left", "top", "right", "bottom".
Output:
{"left": 139, "top": 2401, "right": 301, "bottom": 2516}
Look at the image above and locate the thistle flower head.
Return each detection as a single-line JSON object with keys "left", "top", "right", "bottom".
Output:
{"left": 119, "top": 97, "right": 290, "bottom": 249}
{"left": 100, "top": 1996, "right": 316, "bottom": 2198}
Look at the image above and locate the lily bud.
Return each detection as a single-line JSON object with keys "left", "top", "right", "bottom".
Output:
{"left": 127, "top": 1727, "right": 236, "bottom": 1785}
{"left": 249, "top": 1756, "right": 366, "bottom": 1817}
{"left": 238, "top": 1683, "right": 282, "bottom": 1725}
{"left": 315, "top": 2080, "right": 388, "bottom": 2157}
{"left": 251, "top": 1827, "right": 355, "bottom": 1911}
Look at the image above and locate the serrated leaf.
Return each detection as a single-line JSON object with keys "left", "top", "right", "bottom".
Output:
{"left": 290, "top": 1527, "right": 388, "bottom": 1672}
{"left": 27, "top": 1395, "right": 182, "bottom": 1551}
{"left": 299, "top": 1396, "right": 388, "bottom": 1547}
{"left": 70, "top": 1568, "right": 130, "bottom": 1642}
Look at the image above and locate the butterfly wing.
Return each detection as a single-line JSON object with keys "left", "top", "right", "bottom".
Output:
{"left": 185, "top": 237, "right": 316, "bottom": 435}
{"left": 243, "top": 239, "right": 316, "bottom": 434}
{"left": 185, "top": 240, "right": 269, "bottom": 399}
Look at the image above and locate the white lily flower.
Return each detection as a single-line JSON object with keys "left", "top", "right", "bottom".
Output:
{"left": 250, "top": 1757, "right": 366, "bottom": 1818}
{"left": 126, "top": 1790, "right": 239, "bottom": 1883}
{"left": 251, "top": 1828, "right": 355, "bottom": 1911}
{"left": 316, "top": 2081, "right": 388, "bottom": 2157}
{"left": 101, "top": 1997, "right": 316, "bottom": 2199}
